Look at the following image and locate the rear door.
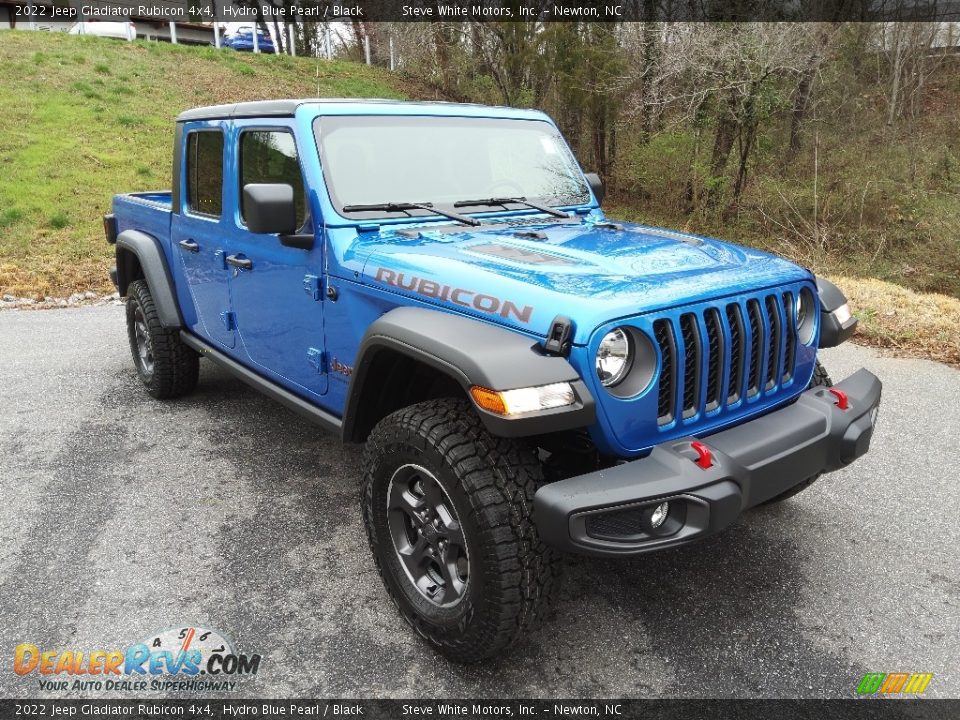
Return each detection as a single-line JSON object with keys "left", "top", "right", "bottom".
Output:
{"left": 226, "top": 122, "right": 327, "bottom": 398}
{"left": 171, "top": 124, "right": 235, "bottom": 349}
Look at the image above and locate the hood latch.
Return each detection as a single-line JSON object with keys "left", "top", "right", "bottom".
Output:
{"left": 543, "top": 315, "right": 574, "bottom": 357}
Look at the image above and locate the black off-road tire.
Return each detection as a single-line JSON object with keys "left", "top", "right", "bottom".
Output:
{"left": 762, "top": 360, "right": 833, "bottom": 504}
{"left": 361, "top": 398, "right": 562, "bottom": 663}
{"left": 125, "top": 279, "right": 199, "bottom": 399}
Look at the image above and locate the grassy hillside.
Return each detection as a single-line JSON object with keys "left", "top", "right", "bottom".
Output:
{"left": 1, "top": 30, "right": 957, "bottom": 364}
{"left": 0, "top": 31, "right": 408, "bottom": 298}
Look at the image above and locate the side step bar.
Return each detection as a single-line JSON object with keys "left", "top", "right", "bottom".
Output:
{"left": 180, "top": 332, "right": 343, "bottom": 436}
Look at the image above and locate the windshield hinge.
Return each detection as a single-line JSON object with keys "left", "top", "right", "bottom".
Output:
{"left": 543, "top": 315, "right": 574, "bottom": 357}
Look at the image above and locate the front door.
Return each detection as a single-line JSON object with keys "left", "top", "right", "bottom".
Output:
{"left": 226, "top": 123, "right": 327, "bottom": 398}
{"left": 172, "top": 124, "right": 235, "bottom": 349}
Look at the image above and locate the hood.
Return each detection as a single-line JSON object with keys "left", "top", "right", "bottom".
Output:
{"left": 356, "top": 218, "right": 811, "bottom": 345}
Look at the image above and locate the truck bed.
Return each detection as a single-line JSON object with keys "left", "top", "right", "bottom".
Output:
{"left": 112, "top": 190, "right": 173, "bottom": 244}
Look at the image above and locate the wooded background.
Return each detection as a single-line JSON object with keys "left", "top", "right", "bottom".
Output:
{"left": 252, "top": 19, "right": 960, "bottom": 298}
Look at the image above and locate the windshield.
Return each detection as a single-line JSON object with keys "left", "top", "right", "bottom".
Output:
{"left": 314, "top": 115, "right": 590, "bottom": 219}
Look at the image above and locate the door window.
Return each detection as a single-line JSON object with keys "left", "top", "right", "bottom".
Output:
{"left": 185, "top": 130, "right": 224, "bottom": 217}
{"left": 239, "top": 130, "right": 307, "bottom": 228}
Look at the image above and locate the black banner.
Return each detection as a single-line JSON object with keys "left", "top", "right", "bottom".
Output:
{"left": 1, "top": 700, "right": 960, "bottom": 720}
{"left": 24, "top": 0, "right": 960, "bottom": 23}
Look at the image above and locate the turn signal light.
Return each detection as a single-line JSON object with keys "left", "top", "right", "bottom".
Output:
{"left": 469, "top": 386, "right": 507, "bottom": 415}
{"left": 469, "top": 382, "right": 576, "bottom": 416}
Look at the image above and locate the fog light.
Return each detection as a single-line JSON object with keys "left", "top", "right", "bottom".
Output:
{"left": 649, "top": 502, "right": 669, "bottom": 529}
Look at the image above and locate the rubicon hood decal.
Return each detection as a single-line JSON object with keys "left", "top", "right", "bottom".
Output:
{"left": 375, "top": 267, "right": 535, "bottom": 323}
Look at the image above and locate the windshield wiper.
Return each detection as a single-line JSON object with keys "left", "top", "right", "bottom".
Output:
{"left": 341, "top": 202, "right": 481, "bottom": 227}
{"left": 453, "top": 197, "right": 570, "bottom": 219}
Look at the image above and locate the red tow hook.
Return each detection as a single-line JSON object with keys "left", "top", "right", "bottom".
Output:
{"left": 829, "top": 387, "right": 850, "bottom": 410}
{"left": 691, "top": 441, "right": 713, "bottom": 470}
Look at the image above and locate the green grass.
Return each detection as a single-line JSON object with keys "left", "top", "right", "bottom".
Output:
{"left": 0, "top": 31, "right": 409, "bottom": 297}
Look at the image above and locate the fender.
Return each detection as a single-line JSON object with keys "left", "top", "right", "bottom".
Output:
{"left": 115, "top": 230, "right": 183, "bottom": 328}
{"left": 342, "top": 307, "right": 596, "bottom": 440}
{"left": 816, "top": 277, "right": 858, "bottom": 348}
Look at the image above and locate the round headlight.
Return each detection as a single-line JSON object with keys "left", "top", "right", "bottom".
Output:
{"left": 796, "top": 288, "right": 816, "bottom": 345}
{"left": 596, "top": 328, "right": 632, "bottom": 387}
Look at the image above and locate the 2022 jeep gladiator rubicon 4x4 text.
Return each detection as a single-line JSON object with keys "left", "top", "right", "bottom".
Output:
{"left": 106, "top": 99, "right": 880, "bottom": 662}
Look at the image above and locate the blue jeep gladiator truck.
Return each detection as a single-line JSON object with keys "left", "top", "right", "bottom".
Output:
{"left": 105, "top": 99, "right": 880, "bottom": 662}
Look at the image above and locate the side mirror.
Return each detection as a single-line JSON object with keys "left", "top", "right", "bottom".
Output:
{"left": 584, "top": 172, "right": 605, "bottom": 206}
{"left": 243, "top": 183, "right": 297, "bottom": 235}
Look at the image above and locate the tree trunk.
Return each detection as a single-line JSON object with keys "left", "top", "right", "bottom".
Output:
{"left": 270, "top": 13, "right": 284, "bottom": 54}
{"left": 887, "top": 28, "right": 905, "bottom": 127}
{"left": 788, "top": 66, "right": 814, "bottom": 158}
{"left": 708, "top": 98, "right": 738, "bottom": 206}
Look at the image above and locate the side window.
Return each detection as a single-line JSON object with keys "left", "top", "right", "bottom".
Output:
{"left": 239, "top": 130, "right": 307, "bottom": 228}
{"left": 185, "top": 131, "right": 224, "bottom": 217}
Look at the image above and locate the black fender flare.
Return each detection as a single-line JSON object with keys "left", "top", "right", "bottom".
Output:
{"left": 816, "top": 277, "right": 857, "bottom": 348}
{"left": 342, "top": 307, "right": 596, "bottom": 440}
{"left": 115, "top": 230, "right": 183, "bottom": 328}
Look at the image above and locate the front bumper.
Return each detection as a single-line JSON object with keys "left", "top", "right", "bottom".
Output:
{"left": 534, "top": 368, "right": 881, "bottom": 557}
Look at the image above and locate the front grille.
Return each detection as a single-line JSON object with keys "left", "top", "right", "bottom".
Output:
{"left": 653, "top": 292, "right": 799, "bottom": 426}
{"left": 782, "top": 292, "right": 796, "bottom": 383}
{"left": 764, "top": 295, "right": 782, "bottom": 390}
{"left": 746, "top": 299, "right": 764, "bottom": 397}
{"left": 654, "top": 320, "right": 676, "bottom": 424}
{"left": 725, "top": 304, "right": 744, "bottom": 404}
{"left": 680, "top": 314, "right": 701, "bottom": 418}
{"left": 704, "top": 308, "right": 724, "bottom": 411}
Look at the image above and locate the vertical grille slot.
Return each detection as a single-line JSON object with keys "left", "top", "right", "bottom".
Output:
{"left": 680, "top": 313, "right": 701, "bottom": 418}
{"left": 764, "top": 295, "right": 782, "bottom": 390}
{"left": 704, "top": 308, "right": 724, "bottom": 411}
{"left": 782, "top": 292, "right": 796, "bottom": 382}
{"left": 653, "top": 319, "right": 676, "bottom": 425}
{"left": 746, "top": 299, "right": 764, "bottom": 397}
{"left": 725, "top": 304, "right": 744, "bottom": 404}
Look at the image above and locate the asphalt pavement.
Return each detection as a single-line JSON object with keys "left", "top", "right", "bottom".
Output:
{"left": 0, "top": 305, "right": 957, "bottom": 699}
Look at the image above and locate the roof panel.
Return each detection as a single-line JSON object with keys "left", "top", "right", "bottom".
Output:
{"left": 175, "top": 99, "right": 545, "bottom": 123}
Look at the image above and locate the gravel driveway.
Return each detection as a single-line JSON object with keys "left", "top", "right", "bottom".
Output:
{"left": 0, "top": 305, "right": 957, "bottom": 699}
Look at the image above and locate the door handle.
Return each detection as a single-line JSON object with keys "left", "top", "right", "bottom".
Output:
{"left": 179, "top": 239, "right": 199, "bottom": 253}
{"left": 225, "top": 254, "right": 253, "bottom": 270}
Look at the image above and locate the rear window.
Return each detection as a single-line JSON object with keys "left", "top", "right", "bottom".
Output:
{"left": 185, "top": 130, "right": 224, "bottom": 217}
{"left": 239, "top": 130, "right": 307, "bottom": 228}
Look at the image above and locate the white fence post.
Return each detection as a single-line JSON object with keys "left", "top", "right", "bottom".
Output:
{"left": 363, "top": 34, "right": 370, "bottom": 65}
{"left": 214, "top": 22, "right": 220, "bottom": 48}
{"left": 169, "top": 21, "right": 177, "bottom": 44}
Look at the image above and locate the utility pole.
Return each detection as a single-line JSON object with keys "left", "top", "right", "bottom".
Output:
{"left": 288, "top": 24, "right": 296, "bottom": 56}
{"left": 363, "top": 34, "right": 370, "bottom": 65}
{"left": 389, "top": 32, "right": 394, "bottom": 71}
{"left": 253, "top": 24, "right": 259, "bottom": 53}
{"left": 324, "top": 22, "right": 332, "bottom": 60}
{"left": 27, "top": 0, "right": 36, "bottom": 30}
{"left": 169, "top": 21, "right": 177, "bottom": 44}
